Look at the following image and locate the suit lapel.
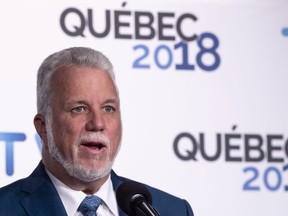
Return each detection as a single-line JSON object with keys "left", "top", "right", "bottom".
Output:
{"left": 111, "top": 170, "right": 129, "bottom": 216}
{"left": 19, "top": 163, "right": 128, "bottom": 216}
{"left": 19, "top": 161, "right": 67, "bottom": 216}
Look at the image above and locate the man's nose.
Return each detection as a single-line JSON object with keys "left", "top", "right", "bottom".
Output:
{"left": 85, "top": 111, "right": 105, "bottom": 132}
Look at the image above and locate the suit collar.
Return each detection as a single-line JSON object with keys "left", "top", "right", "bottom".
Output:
{"left": 20, "top": 161, "right": 128, "bottom": 216}
{"left": 19, "top": 161, "right": 67, "bottom": 216}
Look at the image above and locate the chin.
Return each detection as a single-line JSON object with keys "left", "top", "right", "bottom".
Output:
{"left": 65, "top": 159, "right": 114, "bottom": 182}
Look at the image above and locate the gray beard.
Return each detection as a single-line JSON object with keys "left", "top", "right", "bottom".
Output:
{"left": 45, "top": 118, "right": 114, "bottom": 182}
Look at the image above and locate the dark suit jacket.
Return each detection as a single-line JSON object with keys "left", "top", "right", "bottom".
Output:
{"left": 0, "top": 161, "right": 194, "bottom": 216}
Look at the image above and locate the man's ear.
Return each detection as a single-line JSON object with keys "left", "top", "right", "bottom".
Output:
{"left": 34, "top": 114, "right": 48, "bottom": 145}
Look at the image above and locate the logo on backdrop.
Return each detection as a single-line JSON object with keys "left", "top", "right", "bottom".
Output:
{"left": 173, "top": 125, "right": 288, "bottom": 192}
{"left": 59, "top": 2, "right": 221, "bottom": 72}
{"left": 0, "top": 133, "right": 41, "bottom": 176}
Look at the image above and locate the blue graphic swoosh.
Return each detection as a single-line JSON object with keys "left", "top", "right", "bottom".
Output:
{"left": 282, "top": 28, "right": 288, "bottom": 36}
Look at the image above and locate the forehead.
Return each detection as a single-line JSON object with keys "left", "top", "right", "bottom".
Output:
{"left": 50, "top": 65, "right": 118, "bottom": 97}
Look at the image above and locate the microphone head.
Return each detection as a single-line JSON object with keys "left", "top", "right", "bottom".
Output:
{"left": 116, "top": 181, "right": 152, "bottom": 215}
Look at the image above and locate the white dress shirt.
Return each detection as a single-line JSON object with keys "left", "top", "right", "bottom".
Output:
{"left": 46, "top": 170, "right": 119, "bottom": 216}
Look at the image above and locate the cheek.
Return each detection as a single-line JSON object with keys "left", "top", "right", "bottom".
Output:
{"left": 52, "top": 120, "right": 80, "bottom": 148}
{"left": 52, "top": 129, "right": 80, "bottom": 160}
{"left": 110, "top": 123, "right": 122, "bottom": 152}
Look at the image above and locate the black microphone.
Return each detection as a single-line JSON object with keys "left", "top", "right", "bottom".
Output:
{"left": 116, "top": 181, "right": 160, "bottom": 216}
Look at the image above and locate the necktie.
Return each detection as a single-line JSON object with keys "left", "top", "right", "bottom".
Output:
{"left": 77, "top": 195, "right": 102, "bottom": 216}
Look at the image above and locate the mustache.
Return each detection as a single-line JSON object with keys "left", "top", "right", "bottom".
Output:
{"left": 77, "top": 133, "right": 110, "bottom": 147}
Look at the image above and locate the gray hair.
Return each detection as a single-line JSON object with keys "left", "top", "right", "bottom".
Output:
{"left": 36, "top": 47, "right": 117, "bottom": 116}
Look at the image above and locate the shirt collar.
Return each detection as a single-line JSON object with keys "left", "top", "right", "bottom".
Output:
{"left": 46, "top": 169, "right": 118, "bottom": 216}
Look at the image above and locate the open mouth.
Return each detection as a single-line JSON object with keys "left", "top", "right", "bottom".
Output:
{"left": 81, "top": 142, "right": 107, "bottom": 151}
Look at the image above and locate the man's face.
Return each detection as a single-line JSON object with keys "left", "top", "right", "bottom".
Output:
{"left": 45, "top": 66, "right": 122, "bottom": 182}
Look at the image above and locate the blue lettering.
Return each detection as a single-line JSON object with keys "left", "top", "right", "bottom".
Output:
{"left": 0, "top": 132, "right": 26, "bottom": 176}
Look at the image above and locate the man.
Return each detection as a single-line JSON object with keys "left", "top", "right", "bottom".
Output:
{"left": 0, "top": 47, "right": 194, "bottom": 216}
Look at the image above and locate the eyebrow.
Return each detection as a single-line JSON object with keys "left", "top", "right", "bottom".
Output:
{"left": 104, "top": 98, "right": 120, "bottom": 104}
{"left": 66, "top": 98, "right": 120, "bottom": 107}
{"left": 66, "top": 100, "right": 88, "bottom": 105}
{"left": 64, "top": 100, "right": 88, "bottom": 110}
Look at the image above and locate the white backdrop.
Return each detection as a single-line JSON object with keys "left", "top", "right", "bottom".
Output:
{"left": 0, "top": 0, "right": 288, "bottom": 215}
